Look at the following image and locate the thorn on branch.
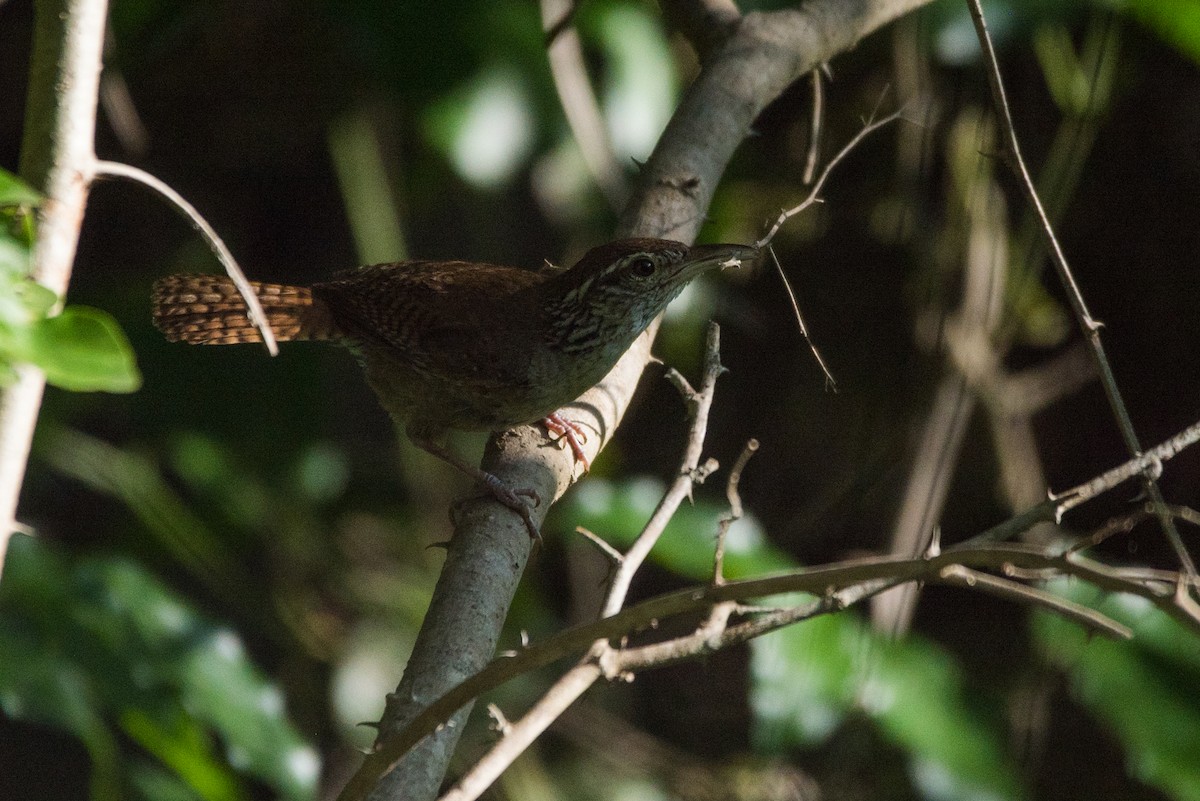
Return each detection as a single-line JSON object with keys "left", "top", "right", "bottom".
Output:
{"left": 576, "top": 525, "right": 624, "bottom": 566}
{"left": 487, "top": 703, "right": 513, "bottom": 736}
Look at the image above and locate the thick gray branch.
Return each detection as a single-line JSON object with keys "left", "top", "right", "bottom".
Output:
{"left": 0, "top": 0, "right": 107, "bottom": 574}
{"left": 356, "top": 2, "right": 933, "bottom": 799}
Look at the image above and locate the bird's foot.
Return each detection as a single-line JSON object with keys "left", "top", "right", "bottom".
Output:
{"left": 542, "top": 412, "right": 591, "bottom": 473}
{"left": 414, "top": 434, "right": 542, "bottom": 541}
{"left": 478, "top": 472, "right": 542, "bottom": 542}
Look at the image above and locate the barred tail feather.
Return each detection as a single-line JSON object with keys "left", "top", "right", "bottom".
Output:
{"left": 152, "top": 275, "right": 338, "bottom": 345}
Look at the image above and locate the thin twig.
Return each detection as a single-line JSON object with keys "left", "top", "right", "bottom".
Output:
{"left": 769, "top": 246, "right": 837, "bottom": 389}
{"left": 1065, "top": 507, "right": 1155, "bottom": 555}
{"left": 713, "top": 438, "right": 758, "bottom": 584}
{"left": 965, "top": 0, "right": 1197, "bottom": 583}
{"left": 757, "top": 95, "right": 903, "bottom": 247}
{"left": 1054, "top": 418, "right": 1200, "bottom": 514}
{"left": 608, "top": 321, "right": 724, "bottom": 616}
{"left": 937, "top": 564, "right": 1131, "bottom": 638}
{"left": 959, "top": 416, "right": 1200, "bottom": 549}
{"left": 92, "top": 160, "right": 278, "bottom": 355}
{"left": 802, "top": 67, "right": 826, "bottom": 184}
{"left": 576, "top": 526, "right": 624, "bottom": 565}
{"left": 759, "top": 94, "right": 900, "bottom": 384}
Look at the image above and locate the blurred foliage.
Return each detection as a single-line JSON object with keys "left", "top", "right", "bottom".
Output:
{"left": 752, "top": 618, "right": 1023, "bottom": 801}
{"left": 0, "top": 533, "right": 316, "bottom": 801}
{"left": 3, "top": 0, "right": 1200, "bottom": 800}
{"left": 1034, "top": 583, "right": 1200, "bottom": 801}
{"left": 1113, "top": 0, "right": 1200, "bottom": 62}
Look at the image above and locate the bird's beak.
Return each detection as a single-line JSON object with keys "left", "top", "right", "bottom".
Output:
{"left": 684, "top": 243, "right": 760, "bottom": 273}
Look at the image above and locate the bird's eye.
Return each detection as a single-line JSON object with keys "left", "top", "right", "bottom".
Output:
{"left": 630, "top": 257, "right": 656, "bottom": 277}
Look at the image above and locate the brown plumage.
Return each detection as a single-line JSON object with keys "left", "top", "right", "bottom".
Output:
{"left": 152, "top": 274, "right": 339, "bottom": 344}
{"left": 151, "top": 239, "right": 757, "bottom": 535}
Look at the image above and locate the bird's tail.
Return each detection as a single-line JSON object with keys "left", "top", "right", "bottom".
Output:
{"left": 152, "top": 274, "right": 339, "bottom": 345}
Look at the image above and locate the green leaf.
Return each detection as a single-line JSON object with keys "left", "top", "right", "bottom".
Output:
{"left": 0, "top": 168, "right": 41, "bottom": 208}
{"left": 120, "top": 707, "right": 246, "bottom": 801}
{"left": 0, "top": 236, "right": 31, "bottom": 275}
{"left": 14, "top": 279, "right": 58, "bottom": 317}
{"left": 30, "top": 304, "right": 142, "bottom": 392}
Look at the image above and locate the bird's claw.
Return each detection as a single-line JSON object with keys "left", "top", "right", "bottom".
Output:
{"left": 480, "top": 474, "right": 542, "bottom": 542}
{"left": 542, "top": 412, "right": 592, "bottom": 473}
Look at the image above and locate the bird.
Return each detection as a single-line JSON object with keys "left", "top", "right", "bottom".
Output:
{"left": 152, "top": 238, "right": 757, "bottom": 535}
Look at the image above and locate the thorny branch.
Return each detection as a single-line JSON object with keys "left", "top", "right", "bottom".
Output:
{"left": 345, "top": 410, "right": 1200, "bottom": 801}
{"left": 965, "top": 0, "right": 1198, "bottom": 583}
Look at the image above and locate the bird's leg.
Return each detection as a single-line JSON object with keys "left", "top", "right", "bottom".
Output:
{"left": 412, "top": 436, "right": 541, "bottom": 540}
{"left": 542, "top": 412, "right": 591, "bottom": 473}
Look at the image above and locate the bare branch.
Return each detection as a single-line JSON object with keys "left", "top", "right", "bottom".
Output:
{"left": 575, "top": 526, "right": 624, "bottom": 566}
{"left": 937, "top": 564, "right": 1131, "bottom": 638}
{"left": 604, "top": 322, "right": 724, "bottom": 624}
{"left": 757, "top": 99, "right": 905, "bottom": 248}
{"left": 768, "top": 246, "right": 837, "bottom": 389}
{"left": 714, "top": 437, "right": 758, "bottom": 584}
{"left": 1054, "top": 418, "right": 1200, "bottom": 514}
{"left": 965, "top": 0, "right": 1197, "bottom": 582}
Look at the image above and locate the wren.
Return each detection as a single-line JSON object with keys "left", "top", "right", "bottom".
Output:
{"left": 152, "top": 238, "right": 757, "bottom": 535}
